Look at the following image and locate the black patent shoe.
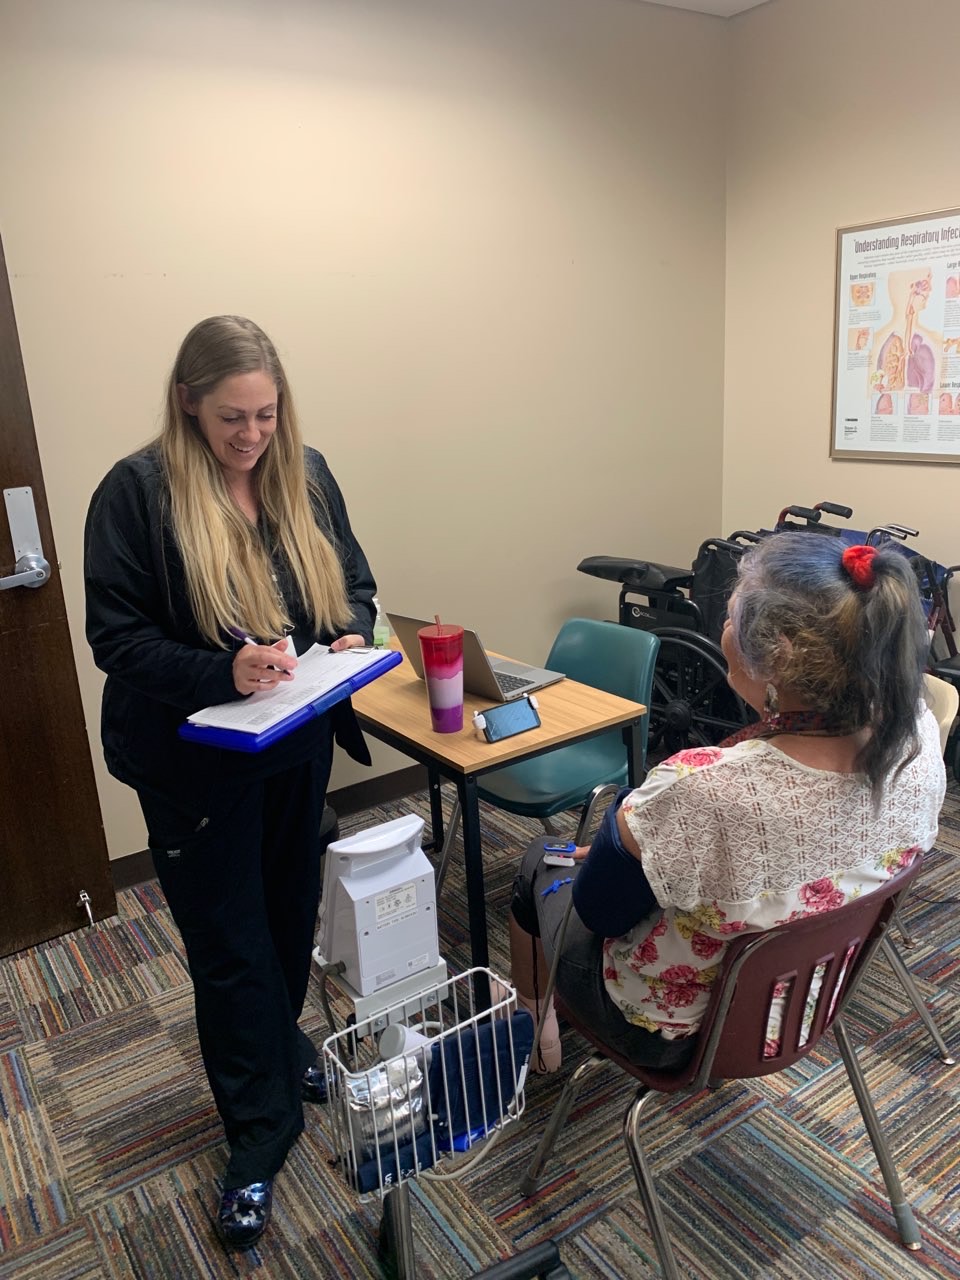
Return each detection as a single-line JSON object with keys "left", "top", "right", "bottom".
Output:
{"left": 216, "top": 1179, "right": 273, "bottom": 1250}
{"left": 301, "top": 1063, "right": 327, "bottom": 1103}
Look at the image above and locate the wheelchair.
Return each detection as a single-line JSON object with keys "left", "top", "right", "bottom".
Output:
{"left": 578, "top": 530, "right": 760, "bottom": 761}
{"left": 579, "top": 501, "right": 960, "bottom": 770}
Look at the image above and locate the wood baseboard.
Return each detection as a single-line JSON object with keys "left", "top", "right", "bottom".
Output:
{"left": 110, "top": 764, "right": 428, "bottom": 892}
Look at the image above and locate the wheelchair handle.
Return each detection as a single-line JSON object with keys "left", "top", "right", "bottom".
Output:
{"left": 814, "top": 502, "right": 853, "bottom": 519}
{"left": 727, "top": 530, "right": 763, "bottom": 544}
{"left": 866, "top": 524, "right": 919, "bottom": 544}
{"left": 778, "top": 505, "right": 820, "bottom": 524}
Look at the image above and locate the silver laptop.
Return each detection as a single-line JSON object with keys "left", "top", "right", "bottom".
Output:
{"left": 387, "top": 614, "right": 565, "bottom": 702}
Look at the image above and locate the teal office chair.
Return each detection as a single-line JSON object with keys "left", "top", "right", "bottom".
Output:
{"left": 435, "top": 619, "right": 659, "bottom": 891}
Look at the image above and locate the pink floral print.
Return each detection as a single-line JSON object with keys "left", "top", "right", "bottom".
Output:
{"left": 690, "top": 931, "right": 724, "bottom": 959}
{"left": 798, "top": 878, "right": 845, "bottom": 914}
{"left": 663, "top": 746, "right": 724, "bottom": 769}
{"left": 602, "top": 721, "right": 943, "bottom": 1044}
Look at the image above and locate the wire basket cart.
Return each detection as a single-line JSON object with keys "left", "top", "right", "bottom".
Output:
{"left": 322, "top": 966, "right": 532, "bottom": 1279}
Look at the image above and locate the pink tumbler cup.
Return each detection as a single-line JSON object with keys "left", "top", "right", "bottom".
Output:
{"left": 418, "top": 623, "right": 464, "bottom": 733}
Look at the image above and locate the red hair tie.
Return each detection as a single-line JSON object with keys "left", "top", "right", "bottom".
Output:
{"left": 841, "top": 544, "right": 878, "bottom": 589}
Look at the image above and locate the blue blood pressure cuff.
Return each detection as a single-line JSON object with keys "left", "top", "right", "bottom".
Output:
{"left": 345, "top": 1012, "right": 534, "bottom": 1193}
{"left": 572, "top": 787, "right": 660, "bottom": 936}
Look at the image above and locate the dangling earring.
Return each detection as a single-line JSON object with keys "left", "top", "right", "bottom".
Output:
{"left": 763, "top": 683, "right": 779, "bottom": 720}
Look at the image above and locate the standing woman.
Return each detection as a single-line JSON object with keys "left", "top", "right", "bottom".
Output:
{"left": 85, "top": 315, "right": 376, "bottom": 1248}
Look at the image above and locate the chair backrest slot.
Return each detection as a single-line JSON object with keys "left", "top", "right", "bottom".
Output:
{"left": 701, "top": 897, "right": 904, "bottom": 1084}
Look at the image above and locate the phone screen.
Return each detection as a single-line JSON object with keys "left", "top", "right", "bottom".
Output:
{"left": 484, "top": 697, "right": 540, "bottom": 742}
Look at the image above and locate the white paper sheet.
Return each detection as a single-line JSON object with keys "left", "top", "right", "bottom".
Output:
{"left": 186, "top": 645, "right": 384, "bottom": 734}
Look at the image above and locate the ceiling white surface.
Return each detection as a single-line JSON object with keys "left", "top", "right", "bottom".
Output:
{"left": 641, "top": 0, "right": 771, "bottom": 16}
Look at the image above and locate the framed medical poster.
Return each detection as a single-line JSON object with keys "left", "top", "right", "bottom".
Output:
{"left": 830, "top": 206, "right": 960, "bottom": 463}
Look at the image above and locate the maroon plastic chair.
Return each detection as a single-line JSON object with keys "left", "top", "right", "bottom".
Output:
{"left": 519, "top": 856, "right": 925, "bottom": 1280}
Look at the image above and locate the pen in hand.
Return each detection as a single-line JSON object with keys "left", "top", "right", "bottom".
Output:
{"left": 227, "top": 627, "right": 296, "bottom": 692}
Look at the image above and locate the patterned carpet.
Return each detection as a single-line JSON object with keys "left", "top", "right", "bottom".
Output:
{"left": 0, "top": 780, "right": 958, "bottom": 1279}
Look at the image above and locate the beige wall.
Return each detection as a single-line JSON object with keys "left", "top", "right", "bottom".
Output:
{"left": 0, "top": 0, "right": 728, "bottom": 858}
{"left": 724, "top": 0, "right": 960, "bottom": 551}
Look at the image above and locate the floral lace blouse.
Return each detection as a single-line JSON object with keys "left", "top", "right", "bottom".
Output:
{"left": 603, "top": 708, "right": 945, "bottom": 1040}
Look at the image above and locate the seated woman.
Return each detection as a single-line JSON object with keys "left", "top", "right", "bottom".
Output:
{"left": 509, "top": 533, "right": 946, "bottom": 1072}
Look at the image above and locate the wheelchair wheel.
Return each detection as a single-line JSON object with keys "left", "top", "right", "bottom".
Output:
{"left": 647, "top": 627, "right": 755, "bottom": 762}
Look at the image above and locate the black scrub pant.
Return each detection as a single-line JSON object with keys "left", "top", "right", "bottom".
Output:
{"left": 139, "top": 734, "right": 333, "bottom": 1187}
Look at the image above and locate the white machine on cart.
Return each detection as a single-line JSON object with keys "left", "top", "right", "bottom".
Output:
{"left": 312, "top": 813, "right": 532, "bottom": 1279}
{"left": 313, "top": 813, "right": 447, "bottom": 1023}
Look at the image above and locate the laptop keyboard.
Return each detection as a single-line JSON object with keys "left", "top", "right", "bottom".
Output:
{"left": 496, "top": 672, "right": 534, "bottom": 693}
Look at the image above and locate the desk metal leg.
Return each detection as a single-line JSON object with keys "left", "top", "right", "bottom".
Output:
{"left": 426, "top": 766, "right": 445, "bottom": 853}
{"left": 458, "top": 773, "right": 489, "bottom": 973}
{"left": 623, "top": 719, "right": 644, "bottom": 787}
{"left": 435, "top": 796, "right": 461, "bottom": 896}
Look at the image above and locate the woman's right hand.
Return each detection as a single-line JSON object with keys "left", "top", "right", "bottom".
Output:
{"left": 232, "top": 639, "right": 297, "bottom": 694}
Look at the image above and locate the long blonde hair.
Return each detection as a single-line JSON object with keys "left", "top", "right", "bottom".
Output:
{"left": 157, "top": 315, "right": 351, "bottom": 646}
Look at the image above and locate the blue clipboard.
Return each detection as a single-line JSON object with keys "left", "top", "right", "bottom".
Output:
{"left": 178, "top": 648, "right": 402, "bottom": 753}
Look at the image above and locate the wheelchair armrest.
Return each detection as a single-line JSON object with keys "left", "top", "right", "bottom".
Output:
{"left": 577, "top": 555, "right": 693, "bottom": 593}
{"left": 578, "top": 556, "right": 649, "bottom": 585}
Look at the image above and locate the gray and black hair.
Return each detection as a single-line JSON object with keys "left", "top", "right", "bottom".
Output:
{"left": 727, "top": 532, "right": 929, "bottom": 797}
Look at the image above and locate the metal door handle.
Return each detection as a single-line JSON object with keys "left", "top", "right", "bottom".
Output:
{"left": 2, "top": 487, "right": 50, "bottom": 591}
{"left": 0, "top": 553, "right": 49, "bottom": 590}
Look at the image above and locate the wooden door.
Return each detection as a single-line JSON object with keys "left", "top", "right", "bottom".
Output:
{"left": 0, "top": 234, "right": 116, "bottom": 956}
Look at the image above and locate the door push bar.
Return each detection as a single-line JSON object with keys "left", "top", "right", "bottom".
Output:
{"left": 0, "top": 487, "right": 50, "bottom": 590}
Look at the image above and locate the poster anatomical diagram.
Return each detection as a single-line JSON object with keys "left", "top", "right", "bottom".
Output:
{"left": 832, "top": 207, "right": 960, "bottom": 462}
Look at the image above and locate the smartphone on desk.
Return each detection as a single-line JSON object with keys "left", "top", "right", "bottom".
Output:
{"left": 474, "top": 695, "right": 541, "bottom": 743}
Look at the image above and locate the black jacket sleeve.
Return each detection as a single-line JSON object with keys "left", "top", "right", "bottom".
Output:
{"left": 572, "top": 788, "right": 660, "bottom": 936}
{"left": 84, "top": 458, "right": 241, "bottom": 714}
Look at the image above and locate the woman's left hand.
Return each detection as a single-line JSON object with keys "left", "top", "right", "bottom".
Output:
{"left": 330, "top": 634, "right": 369, "bottom": 652}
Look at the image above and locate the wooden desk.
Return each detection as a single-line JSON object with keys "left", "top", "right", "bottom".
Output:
{"left": 351, "top": 652, "right": 647, "bottom": 969}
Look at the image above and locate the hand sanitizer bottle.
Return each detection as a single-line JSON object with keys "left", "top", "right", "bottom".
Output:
{"left": 372, "top": 596, "right": 390, "bottom": 648}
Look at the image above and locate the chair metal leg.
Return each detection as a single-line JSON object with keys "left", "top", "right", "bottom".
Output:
{"left": 833, "top": 1017, "right": 922, "bottom": 1251}
{"left": 880, "top": 936, "right": 955, "bottom": 1064}
{"left": 378, "top": 1182, "right": 417, "bottom": 1279}
{"left": 892, "top": 902, "right": 916, "bottom": 949}
{"left": 468, "top": 1239, "right": 571, "bottom": 1279}
{"left": 573, "top": 783, "right": 620, "bottom": 846}
{"left": 519, "top": 1054, "right": 608, "bottom": 1196}
{"left": 623, "top": 1087, "right": 682, "bottom": 1280}
{"left": 434, "top": 795, "right": 461, "bottom": 896}
{"left": 541, "top": 815, "right": 561, "bottom": 838}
